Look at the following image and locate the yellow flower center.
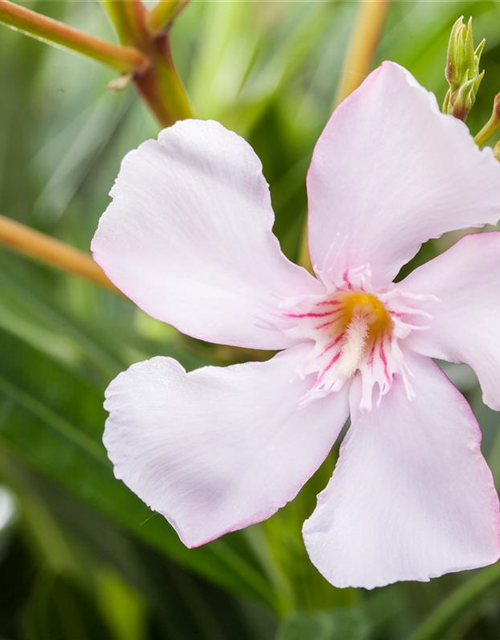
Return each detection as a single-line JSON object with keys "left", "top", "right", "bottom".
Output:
{"left": 324, "top": 291, "right": 393, "bottom": 379}
{"left": 339, "top": 291, "right": 393, "bottom": 341}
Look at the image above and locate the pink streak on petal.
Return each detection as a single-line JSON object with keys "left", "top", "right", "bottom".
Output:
{"left": 379, "top": 341, "right": 391, "bottom": 384}
{"left": 315, "top": 300, "right": 343, "bottom": 307}
{"left": 367, "top": 341, "right": 376, "bottom": 368}
{"left": 285, "top": 310, "right": 341, "bottom": 319}
{"left": 314, "top": 309, "right": 345, "bottom": 330}
{"left": 317, "top": 333, "right": 345, "bottom": 358}
{"left": 316, "top": 352, "right": 342, "bottom": 385}
{"left": 343, "top": 269, "right": 353, "bottom": 290}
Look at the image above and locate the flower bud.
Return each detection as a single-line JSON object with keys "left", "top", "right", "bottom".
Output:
{"left": 443, "top": 17, "right": 485, "bottom": 121}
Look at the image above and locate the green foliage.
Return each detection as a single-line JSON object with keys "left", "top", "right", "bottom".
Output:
{"left": 277, "top": 609, "right": 370, "bottom": 640}
{"left": 1, "top": 1, "right": 500, "bottom": 639}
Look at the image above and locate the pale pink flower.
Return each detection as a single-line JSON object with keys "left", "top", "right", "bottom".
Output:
{"left": 92, "top": 62, "right": 500, "bottom": 589}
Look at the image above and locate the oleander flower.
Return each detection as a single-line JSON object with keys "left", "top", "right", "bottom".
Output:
{"left": 92, "top": 62, "right": 500, "bottom": 589}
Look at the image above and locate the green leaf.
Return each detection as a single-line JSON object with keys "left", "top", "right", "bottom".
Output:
{"left": 0, "top": 329, "right": 275, "bottom": 607}
{"left": 276, "top": 608, "right": 371, "bottom": 640}
{"left": 22, "top": 573, "right": 115, "bottom": 640}
{"left": 406, "top": 565, "right": 500, "bottom": 640}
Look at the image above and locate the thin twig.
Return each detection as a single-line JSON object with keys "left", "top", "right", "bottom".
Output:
{"left": 102, "top": 0, "right": 193, "bottom": 126}
{"left": 148, "top": 0, "right": 188, "bottom": 33}
{"left": 0, "top": 0, "right": 147, "bottom": 72}
{"left": 334, "top": 0, "right": 391, "bottom": 105}
{"left": 0, "top": 215, "right": 118, "bottom": 293}
{"left": 474, "top": 94, "right": 500, "bottom": 147}
{"left": 102, "top": 0, "right": 150, "bottom": 48}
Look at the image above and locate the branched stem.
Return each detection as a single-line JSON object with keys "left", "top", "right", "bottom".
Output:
{"left": 0, "top": 0, "right": 193, "bottom": 128}
{"left": 0, "top": 0, "right": 147, "bottom": 72}
{"left": 102, "top": 0, "right": 193, "bottom": 126}
{"left": 134, "top": 33, "right": 194, "bottom": 126}
{"left": 0, "top": 215, "right": 118, "bottom": 293}
{"left": 0, "top": 1, "right": 193, "bottom": 291}
{"left": 102, "top": 0, "right": 150, "bottom": 48}
{"left": 127, "top": 0, "right": 150, "bottom": 44}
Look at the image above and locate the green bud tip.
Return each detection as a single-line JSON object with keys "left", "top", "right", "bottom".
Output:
{"left": 443, "top": 16, "right": 485, "bottom": 121}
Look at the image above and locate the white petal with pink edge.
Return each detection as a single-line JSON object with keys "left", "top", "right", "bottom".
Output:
{"left": 303, "top": 353, "right": 500, "bottom": 589}
{"left": 103, "top": 344, "right": 349, "bottom": 549}
{"left": 400, "top": 231, "right": 500, "bottom": 411}
{"left": 307, "top": 62, "right": 500, "bottom": 286}
{"left": 92, "top": 119, "right": 321, "bottom": 350}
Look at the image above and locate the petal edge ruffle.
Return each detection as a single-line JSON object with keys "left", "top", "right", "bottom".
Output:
{"left": 104, "top": 345, "right": 349, "bottom": 548}
{"left": 307, "top": 62, "right": 500, "bottom": 286}
{"left": 93, "top": 119, "right": 321, "bottom": 350}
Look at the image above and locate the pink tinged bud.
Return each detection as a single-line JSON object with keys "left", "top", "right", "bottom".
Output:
{"left": 451, "top": 71, "right": 485, "bottom": 121}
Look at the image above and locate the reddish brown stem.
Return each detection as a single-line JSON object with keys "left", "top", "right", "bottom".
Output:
{"left": 134, "top": 33, "right": 193, "bottom": 126}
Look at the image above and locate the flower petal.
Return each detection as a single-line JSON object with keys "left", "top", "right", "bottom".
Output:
{"left": 307, "top": 62, "right": 500, "bottom": 285}
{"left": 401, "top": 232, "right": 500, "bottom": 410}
{"left": 92, "top": 120, "right": 320, "bottom": 350}
{"left": 303, "top": 353, "right": 500, "bottom": 589}
{"left": 104, "top": 345, "right": 349, "bottom": 548}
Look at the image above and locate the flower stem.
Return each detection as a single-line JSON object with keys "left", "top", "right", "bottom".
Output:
{"left": 0, "top": 0, "right": 147, "bottom": 73}
{"left": 134, "top": 33, "right": 194, "bottom": 126}
{"left": 148, "top": 0, "right": 189, "bottom": 33}
{"left": 0, "top": 214, "right": 118, "bottom": 293}
{"left": 102, "top": 0, "right": 136, "bottom": 45}
{"left": 475, "top": 118, "right": 500, "bottom": 147}
{"left": 101, "top": 0, "right": 150, "bottom": 49}
{"left": 103, "top": 0, "right": 194, "bottom": 126}
{"left": 474, "top": 93, "right": 500, "bottom": 146}
{"left": 334, "top": 0, "right": 391, "bottom": 106}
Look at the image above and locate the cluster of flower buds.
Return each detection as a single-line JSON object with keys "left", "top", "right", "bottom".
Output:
{"left": 443, "top": 16, "right": 485, "bottom": 121}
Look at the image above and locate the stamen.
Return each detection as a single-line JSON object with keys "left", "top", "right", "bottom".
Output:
{"left": 281, "top": 278, "right": 433, "bottom": 411}
{"left": 337, "top": 313, "right": 370, "bottom": 379}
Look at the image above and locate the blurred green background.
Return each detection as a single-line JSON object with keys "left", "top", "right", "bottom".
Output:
{"left": 1, "top": 1, "right": 500, "bottom": 638}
